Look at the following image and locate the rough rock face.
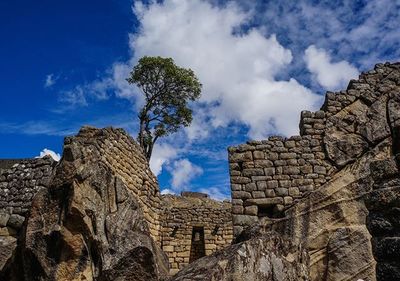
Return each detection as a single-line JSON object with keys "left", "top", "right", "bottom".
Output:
{"left": 228, "top": 62, "right": 400, "bottom": 281}
{"left": 169, "top": 232, "right": 309, "bottom": 281}
{"left": 0, "top": 157, "right": 56, "bottom": 274}
{"left": 1, "top": 127, "right": 168, "bottom": 281}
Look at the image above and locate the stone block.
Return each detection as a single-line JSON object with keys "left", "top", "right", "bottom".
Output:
{"left": 289, "top": 187, "right": 300, "bottom": 197}
{"left": 254, "top": 160, "right": 274, "bottom": 168}
{"left": 231, "top": 184, "right": 242, "bottom": 191}
{"left": 253, "top": 151, "right": 265, "bottom": 159}
{"left": 7, "top": 214, "right": 25, "bottom": 230}
{"left": 284, "top": 141, "right": 296, "bottom": 148}
{"left": 266, "top": 152, "right": 279, "bottom": 160}
{"left": 244, "top": 197, "right": 284, "bottom": 206}
{"left": 264, "top": 168, "right": 275, "bottom": 176}
{"left": 252, "top": 191, "right": 265, "bottom": 199}
{"left": 232, "top": 191, "right": 252, "bottom": 199}
{"left": 283, "top": 166, "right": 300, "bottom": 175}
{"left": 279, "top": 180, "right": 291, "bottom": 188}
{"left": 163, "top": 245, "right": 174, "bottom": 252}
{"left": 244, "top": 206, "right": 258, "bottom": 216}
{"left": 280, "top": 153, "right": 297, "bottom": 159}
{"left": 265, "top": 189, "right": 276, "bottom": 197}
{"left": 243, "top": 168, "right": 264, "bottom": 177}
{"left": 276, "top": 188, "right": 288, "bottom": 196}
{"left": 231, "top": 176, "right": 251, "bottom": 184}
{"left": 314, "top": 165, "right": 327, "bottom": 175}
{"left": 256, "top": 181, "right": 267, "bottom": 190}
{"left": 0, "top": 212, "right": 10, "bottom": 227}
{"left": 267, "top": 180, "right": 278, "bottom": 189}
{"left": 284, "top": 196, "right": 293, "bottom": 205}
{"left": 244, "top": 183, "right": 257, "bottom": 192}
{"left": 232, "top": 205, "right": 244, "bottom": 214}
{"left": 232, "top": 215, "right": 258, "bottom": 226}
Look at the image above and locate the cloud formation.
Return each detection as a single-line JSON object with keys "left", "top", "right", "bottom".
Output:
{"left": 44, "top": 74, "right": 57, "bottom": 88}
{"left": 114, "top": 0, "right": 322, "bottom": 139}
{"left": 149, "top": 143, "right": 178, "bottom": 176}
{"left": 170, "top": 158, "right": 203, "bottom": 190}
{"left": 304, "top": 45, "right": 359, "bottom": 90}
{"left": 36, "top": 148, "right": 61, "bottom": 161}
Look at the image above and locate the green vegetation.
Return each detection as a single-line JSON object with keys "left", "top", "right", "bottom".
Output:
{"left": 127, "top": 56, "right": 202, "bottom": 161}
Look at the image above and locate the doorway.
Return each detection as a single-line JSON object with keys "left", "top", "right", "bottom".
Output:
{"left": 189, "top": 226, "right": 205, "bottom": 263}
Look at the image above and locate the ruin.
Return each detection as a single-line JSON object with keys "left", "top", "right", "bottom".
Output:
{"left": 0, "top": 127, "right": 233, "bottom": 278}
{"left": 160, "top": 193, "right": 232, "bottom": 274}
{"left": 0, "top": 62, "right": 399, "bottom": 280}
{"left": 228, "top": 62, "right": 400, "bottom": 280}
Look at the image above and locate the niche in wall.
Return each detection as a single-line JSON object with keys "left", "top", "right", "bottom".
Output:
{"left": 189, "top": 226, "right": 205, "bottom": 263}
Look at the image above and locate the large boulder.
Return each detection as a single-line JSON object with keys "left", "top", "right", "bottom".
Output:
{"left": 169, "top": 232, "right": 309, "bottom": 281}
{"left": 1, "top": 127, "right": 169, "bottom": 281}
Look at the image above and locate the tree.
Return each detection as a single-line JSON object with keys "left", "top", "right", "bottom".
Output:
{"left": 127, "top": 56, "right": 202, "bottom": 161}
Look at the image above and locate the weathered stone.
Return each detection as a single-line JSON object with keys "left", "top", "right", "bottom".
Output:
{"left": 1, "top": 127, "right": 169, "bottom": 281}
{"left": 324, "top": 132, "right": 369, "bottom": 167}
{"left": 232, "top": 215, "right": 258, "bottom": 226}
{"left": 170, "top": 233, "right": 309, "bottom": 281}
{"left": 6, "top": 214, "right": 24, "bottom": 230}
{"left": 0, "top": 212, "right": 9, "bottom": 227}
{"left": 244, "top": 198, "right": 284, "bottom": 206}
{"left": 244, "top": 206, "right": 258, "bottom": 216}
{"left": 228, "top": 63, "right": 400, "bottom": 281}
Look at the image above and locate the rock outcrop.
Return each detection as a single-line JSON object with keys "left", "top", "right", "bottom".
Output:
{"left": 228, "top": 62, "right": 400, "bottom": 281}
{"left": 1, "top": 127, "right": 169, "bottom": 281}
{"left": 0, "top": 157, "right": 56, "bottom": 274}
{"left": 170, "top": 232, "right": 309, "bottom": 281}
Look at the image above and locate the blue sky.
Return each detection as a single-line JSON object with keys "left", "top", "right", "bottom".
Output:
{"left": 1, "top": 0, "right": 399, "bottom": 200}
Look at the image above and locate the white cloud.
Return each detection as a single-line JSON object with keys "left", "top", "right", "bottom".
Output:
{"left": 60, "top": 86, "right": 88, "bottom": 107}
{"left": 107, "top": 0, "right": 322, "bottom": 139}
{"left": 170, "top": 158, "right": 203, "bottom": 190}
{"left": 36, "top": 148, "right": 61, "bottom": 161}
{"left": 149, "top": 143, "right": 178, "bottom": 176}
{"left": 160, "top": 188, "right": 177, "bottom": 195}
{"left": 304, "top": 45, "right": 359, "bottom": 90}
{"left": 44, "top": 74, "right": 57, "bottom": 88}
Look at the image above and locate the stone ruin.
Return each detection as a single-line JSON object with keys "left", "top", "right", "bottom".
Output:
{"left": 0, "top": 126, "right": 233, "bottom": 280}
{"left": 228, "top": 62, "right": 400, "bottom": 280}
{"left": 0, "top": 62, "right": 398, "bottom": 281}
{"left": 160, "top": 192, "right": 232, "bottom": 274}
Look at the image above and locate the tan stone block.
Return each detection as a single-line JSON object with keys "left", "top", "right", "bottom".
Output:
{"left": 163, "top": 245, "right": 174, "bottom": 252}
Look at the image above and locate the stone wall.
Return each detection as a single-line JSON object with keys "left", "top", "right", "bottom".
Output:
{"left": 0, "top": 157, "right": 56, "bottom": 234}
{"left": 160, "top": 193, "right": 233, "bottom": 275}
{"left": 228, "top": 111, "right": 334, "bottom": 235}
{"left": 0, "top": 157, "right": 56, "bottom": 216}
{"left": 64, "top": 126, "right": 162, "bottom": 242}
{"left": 228, "top": 62, "right": 400, "bottom": 280}
{"left": 228, "top": 62, "right": 400, "bottom": 236}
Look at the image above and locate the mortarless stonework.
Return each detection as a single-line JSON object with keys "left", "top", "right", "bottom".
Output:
{"left": 0, "top": 127, "right": 234, "bottom": 279}
{"left": 160, "top": 193, "right": 233, "bottom": 275}
{"left": 228, "top": 62, "right": 400, "bottom": 281}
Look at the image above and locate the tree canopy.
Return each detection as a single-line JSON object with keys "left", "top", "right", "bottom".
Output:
{"left": 127, "top": 56, "right": 202, "bottom": 161}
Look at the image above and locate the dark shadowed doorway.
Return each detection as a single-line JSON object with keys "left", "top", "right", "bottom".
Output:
{"left": 189, "top": 226, "right": 205, "bottom": 263}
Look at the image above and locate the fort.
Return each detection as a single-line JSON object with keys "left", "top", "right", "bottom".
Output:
{"left": 0, "top": 62, "right": 399, "bottom": 281}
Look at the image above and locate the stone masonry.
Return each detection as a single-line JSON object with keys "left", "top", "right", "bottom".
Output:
{"left": 0, "top": 157, "right": 56, "bottom": 233}
{"left": 160, "top": 192, "right": 233, "bottom": 275}
{"left": 228, "top": 111, "right": 334, "bottom": 235}
{"left": 0, "top": 126, "right": 234, "bottom": 276}
{"left": 63, "top": 126, "right": 163, "bottom": 242}
{"left": 228, "top": 62, "right": 400, "bottom": 280}
{"left": 228, "top": 62, "right": 400, "bottom": 237}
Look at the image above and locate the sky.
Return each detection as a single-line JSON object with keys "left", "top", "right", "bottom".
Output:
{"left": 1, "top": 0, "right": 399, "bottom": 200}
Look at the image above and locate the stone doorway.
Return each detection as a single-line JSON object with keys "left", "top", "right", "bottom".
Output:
{"left": 189, "top": 226, "right": 205, "bottom": 263}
